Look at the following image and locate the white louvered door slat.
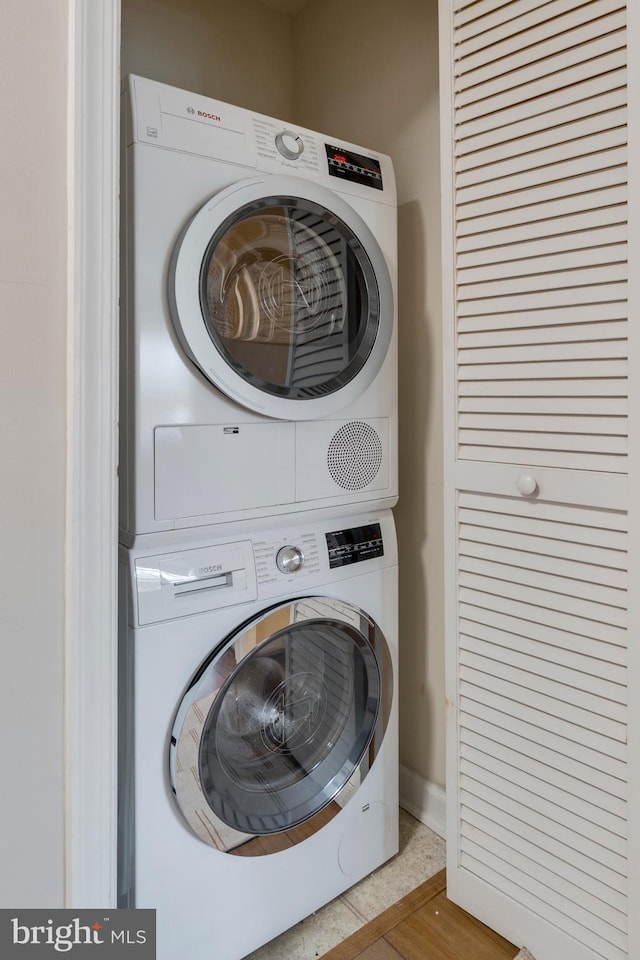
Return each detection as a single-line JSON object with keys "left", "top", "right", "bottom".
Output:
{"left": 455, "top": 1, "right": 624, "bottom": 72}
{"left": 456, "top": 109, "right": 627, "bottom": 175}
{"left": 459, "top": 414, "right": 626, "bottom": 435}
{"left": 461, "top": 790, "right": 626, "bottom": 891}
{"left": 461, "top": 732, "right": 627, "bottom": 827}
{"left": 458, "top": 551, "right": 627, "bottom": 602}
{"left": 456, "top": 149, "right": 627, "bottom": 205}
{"left": 456, "top": 89, "right": 627, "bottom": 159}
{"left": 459, "top": 321, "right": 627, "bottom": 347}
{"left": 461, "top": 838, "right": 628, "bottom": 950}
{"left": 463, "top": 807, "right": 625, "bottom": 911}
{"left": 455, "top": 19, "right": 626, "bottom": 97}
{"left": 460, "top": 341, "right": 626, "bottom": 365}
{"left": 458, "top": 263, "right": 627, "bottom": 298}
{"left": 458, "top": 245, "right": 627, "bottom": 284}
{"left": 459, "top": 757, "right": 626, "bottom": 852}
{"left": 456, "top": 187, "right": 628, "bottom": 238}
{"left": 455, "top": 0, "right": 572, "bottom": 38}
{"left": 458, "top": 776, "right": 627, "bottom": 879}
{"left": 456, "top": 37, "right": 626, "bottom": 113}
{"left": 457, "top": 64, "right": 627, "bottom": 135}
{"left": 441, "top": 0, "right": 632, "bottom": 957}
{"left": 458, "top": 395, "right": 627, "bottom": 414}
{"left": 459, "top": 170, "right": 627, "bottom": 222}
{"left": 460, "top": 709, "right": 627, "bottom": 797}
{"left": 458, "top": 124, "right": 625, "bottom": 178}
{"left": 454, "top": 0, "right": 525, "bottom": 19}
{"left": 454, "top": 0, "right": 542, "bottom": 20}
{"left": 459, "top": 359, "right": 625, "bottom": 379}
{"left": 458, "top": 378, "right": 626, "bottom": 397}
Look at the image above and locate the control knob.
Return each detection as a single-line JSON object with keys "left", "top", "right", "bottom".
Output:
{"left": 275, "top": 130, "right": 304, "bottom": 161}
{"left": 276, "top": 545, "right": 305, "bottom": 574}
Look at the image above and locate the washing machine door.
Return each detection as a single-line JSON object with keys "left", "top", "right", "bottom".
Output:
{"left": 169, "top": 175, "right": 393, "bottom": 420}
{"left": 170, "top": 597, "right": 392, "bottom": 855}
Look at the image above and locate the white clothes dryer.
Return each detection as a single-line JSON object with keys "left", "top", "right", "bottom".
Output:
{"left": 118, "top": 508, "right": 398, "bottom": 960}
{"left": 120, "top": 75, "right": 398, "bottom": 542}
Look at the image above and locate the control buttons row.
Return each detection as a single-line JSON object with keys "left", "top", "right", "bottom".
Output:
{"left": 328, "top": 159, "right": 381, "bottom": 179}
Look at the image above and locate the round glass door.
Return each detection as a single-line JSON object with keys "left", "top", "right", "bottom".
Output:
{"left": 169, "top": 597, "right": 393, "bottom": 855}
{"left": 200, "top": 197, "right": 377, "bottom": 399}
{"left": 170, "top": 176, "right": 394, "bottom": 420}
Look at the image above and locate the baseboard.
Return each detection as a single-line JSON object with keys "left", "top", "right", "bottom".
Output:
{"left": 399, "top": 764, "right": 446, "bottom": 839}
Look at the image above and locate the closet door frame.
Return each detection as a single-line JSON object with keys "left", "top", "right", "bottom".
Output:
{"left": 626, "top": 2, "right": 640, "bottom": 953}
{"left": 440, "top": 0, "right": 640, "bottom": 955}
{"left": 65, "top": 0, "right": 120, "bottom": 908}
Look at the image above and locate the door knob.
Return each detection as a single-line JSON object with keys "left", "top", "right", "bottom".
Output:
{"left": 516, "top": 474, "right": 538, "bottom": 497}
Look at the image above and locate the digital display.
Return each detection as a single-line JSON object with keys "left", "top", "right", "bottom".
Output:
{"left": 325, "top": 144, "right": 383, "bottom": 191}
{"left": 326, "top": 523, "right": 384, "bottom": 569}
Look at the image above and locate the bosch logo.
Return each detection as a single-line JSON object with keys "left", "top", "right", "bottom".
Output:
{"left": 187, "top": 106, "right": 195, "bottom": 115}
{"left": 199, "top": 564, "right": 223, "bottom": 574}
{"left": 197, "top": 110, "right": 221, "bottom": 121}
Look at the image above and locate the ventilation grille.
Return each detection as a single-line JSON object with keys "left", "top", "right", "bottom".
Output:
{"left": 327, "top": 421, "right": 383, "bottom": 490}
{"left": 454, "top": 0, "right": 628, "bottom": 474}
{"left": 457, "top": 489, "right": 628, "bottom": 960}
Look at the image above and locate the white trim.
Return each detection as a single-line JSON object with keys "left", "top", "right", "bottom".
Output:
{"left": 65, "top": 0, "right": 121, "bottom": 908}
{"left": 399, "top": 765, "right": 446, "bottom": 840}
{"left": 438, "top": 0, "right": 459, "bottom": 878}
{"left": 625, "top": 1, "right": 639, "bottom": 953}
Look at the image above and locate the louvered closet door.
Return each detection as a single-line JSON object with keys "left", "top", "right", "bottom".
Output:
{"left": 440, "top": 2, "right": 632, "bottom": 959}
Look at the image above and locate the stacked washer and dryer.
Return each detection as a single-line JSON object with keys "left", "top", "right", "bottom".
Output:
{"left": 118, "top": 75, "right": 399, "bottom": 960}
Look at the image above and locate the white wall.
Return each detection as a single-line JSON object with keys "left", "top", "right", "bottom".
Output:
{"left": 0, "top": 0, "right": 68, "bottom": 906}
{"left": 122, "top": 0, "right": 295, "bottom": 119}
{"left": 293, "top": 0, "right": 445, "bottom": 790}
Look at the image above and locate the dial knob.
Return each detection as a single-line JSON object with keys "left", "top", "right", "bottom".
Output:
{"left": 275, "top": 130, "right": 304, "bottom": 161}
{"left": 276, "top": 545, "right": 305, "bottom": 574}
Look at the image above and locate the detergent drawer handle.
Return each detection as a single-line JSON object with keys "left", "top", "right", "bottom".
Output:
{"left": 173, "top": 572, "right": 233, "bottom": 596}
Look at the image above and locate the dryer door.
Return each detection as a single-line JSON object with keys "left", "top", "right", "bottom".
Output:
{"left": 170, "top": 175, "right": 393, "bottom": 420}
{"left": 170, "top": 596, "right": 392, "bottom": 855}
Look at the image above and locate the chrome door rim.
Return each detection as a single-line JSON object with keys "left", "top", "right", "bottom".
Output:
{"left": 169, "top": 596, "right": 393, "bottom": 855}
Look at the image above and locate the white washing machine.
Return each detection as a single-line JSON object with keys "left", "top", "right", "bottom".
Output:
{"left": 120, "top": 75, "right": 398, "bottom": 542}
{"left": 118, "top": 508, "right": 398, "bottom": 960}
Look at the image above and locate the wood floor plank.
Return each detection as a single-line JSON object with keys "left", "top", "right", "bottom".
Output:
{"left": 385, "top": 890, "right": 518, "bottom": 960}
{"left": 321, "top": 869, "right": 447, "bottom": 960}
{"left": 351, "top": 941, "right": 405, "bottom": 960}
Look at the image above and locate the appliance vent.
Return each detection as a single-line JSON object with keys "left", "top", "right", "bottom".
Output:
{"left": 327, "top": 421, "right": 383, "bottom": 490}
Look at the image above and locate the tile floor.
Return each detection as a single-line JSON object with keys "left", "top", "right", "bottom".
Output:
{"left": 245, "top": 809, "right": 446, "bottom": 960}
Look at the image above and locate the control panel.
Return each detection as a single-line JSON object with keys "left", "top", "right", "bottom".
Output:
{"left": 129, "top": 514, "right": 394, "bottom": 622}
{"left": 326, "top": 522, "right": 384, "bottom": 569}
{"left": 325, "top": 144, "right": 383, "bottom": 190}
{"left": 255, "top": 521, "right": 386, "bottom": 585}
